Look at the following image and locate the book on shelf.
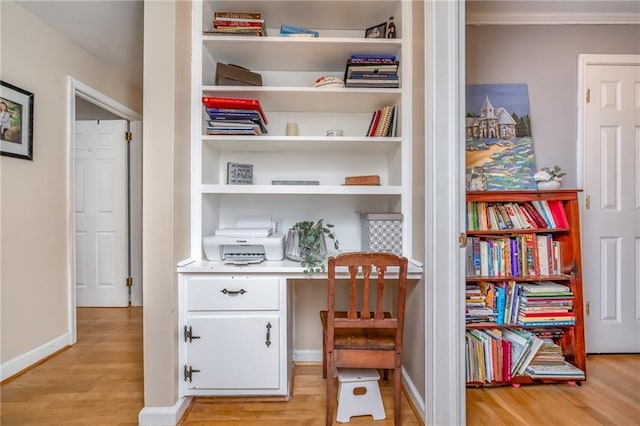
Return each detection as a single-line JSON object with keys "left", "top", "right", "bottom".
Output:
{"left": 547, "top": 200, "right": 569, "bottom": 228}
{"left": 515, "top": 334, "right": 544, "bottom": 375}
{"left": 202, "top": 97, "right": 268, "bottom": 125}
{"left": 214, "top": 11, "right": 263, "bottom": 20}
{"left": 525, "top": 360, "right": 585, "bottom": 380}
{"left": 279, "top": 24, "right": 319, "bottom": 37}
{"left": 365, "top": 105, "right": 397, "bottom": 137}
{"left": 209, "top": 11, "right": 267, "bottom": 36}
{"left": 344, "top": 55, "right": 399, "bottom": 88}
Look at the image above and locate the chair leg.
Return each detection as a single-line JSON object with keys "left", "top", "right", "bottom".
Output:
{"left": 322, "top": 333, "right": 327, "bottom": 379}
{"left": 393, "top": 366, "right": 402, "bottom": 425}
{"left": 326, "top": 356, "right": 334, "bottom": 426}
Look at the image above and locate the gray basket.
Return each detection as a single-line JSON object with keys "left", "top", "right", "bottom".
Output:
{"left": 360, "top": 213, "right": 403, "bottom": 256}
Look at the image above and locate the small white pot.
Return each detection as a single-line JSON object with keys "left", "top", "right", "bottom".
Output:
{"left": 537, "top": 180, "right": 561, "bottom": 190}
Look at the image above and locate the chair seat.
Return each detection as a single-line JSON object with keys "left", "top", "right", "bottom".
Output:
{"left": 320, "top": 311, "right": 396, "bottom": 350}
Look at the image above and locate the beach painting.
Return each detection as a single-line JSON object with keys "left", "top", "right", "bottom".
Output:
{"left": 465, "top": 83, "right": 537, "bottom": 190}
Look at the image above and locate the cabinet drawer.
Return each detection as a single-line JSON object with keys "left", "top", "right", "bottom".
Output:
{"left": 186, "top": 275, "right": 280, "bottom": 311}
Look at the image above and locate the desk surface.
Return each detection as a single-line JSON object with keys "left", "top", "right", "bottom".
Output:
{"left": 177, "top": 258, "right": 424, "bottom": 280}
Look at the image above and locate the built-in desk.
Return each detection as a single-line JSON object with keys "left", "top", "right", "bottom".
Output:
{"left": 177, "top": 258, "right": 423, "bottom": 398}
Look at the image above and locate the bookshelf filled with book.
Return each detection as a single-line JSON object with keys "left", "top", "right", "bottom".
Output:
{"left": 191, "top": 1, "right": 418, "bottom": 259}
{"left": 465, "top": 190, "right": 586, "bottom": 387}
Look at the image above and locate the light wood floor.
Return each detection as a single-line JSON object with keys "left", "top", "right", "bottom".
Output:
{"left": 1, "top": 307, "right": 639, "bottom": 425}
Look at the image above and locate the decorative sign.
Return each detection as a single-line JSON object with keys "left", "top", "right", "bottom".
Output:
{"left": 227, "top": 162, "right": 253, "bottom": 185}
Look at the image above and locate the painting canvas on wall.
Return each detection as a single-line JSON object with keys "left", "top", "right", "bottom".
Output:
{"left": 465, "top": 83, "right": 537, "bottom": 190}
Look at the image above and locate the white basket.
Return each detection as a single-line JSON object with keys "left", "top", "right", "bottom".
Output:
{"left": 360, "top": 213, "right": 403, "bottom": 256}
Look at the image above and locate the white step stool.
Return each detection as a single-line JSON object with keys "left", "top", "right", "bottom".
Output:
{"left": 336, "top": 368, "right": 386, "bottom": 423}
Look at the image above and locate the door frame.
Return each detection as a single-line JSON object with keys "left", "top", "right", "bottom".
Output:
{"left": 576, "top": 54, "right": 640, "bottom": 351}
{"left": 66, "top": 77, "right": 142, "bottom": 343}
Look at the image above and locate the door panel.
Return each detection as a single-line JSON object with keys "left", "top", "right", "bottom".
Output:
{"left": 75, "top": 120, "right": 128, "bottom": 307}
{"left": 583, "top": 61, "right": 640, "bottom": 352}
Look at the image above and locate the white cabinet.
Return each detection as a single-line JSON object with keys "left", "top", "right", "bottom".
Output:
{"left": 179, "top": 274, "right": 293, "bottom": 397}
{"left": 190, "top": 0, "right": 416, "bottom": 259}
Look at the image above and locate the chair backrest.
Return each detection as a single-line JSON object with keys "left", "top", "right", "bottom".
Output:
{"left": 327, "top": 252, "right": 409, "bottom": 347}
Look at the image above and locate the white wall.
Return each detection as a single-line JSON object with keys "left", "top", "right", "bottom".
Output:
{"left": 0, "top": 0, "right": 141, "bottom": 374}
{"left": 466, "top": 24, "right": 640, "bottom": 188}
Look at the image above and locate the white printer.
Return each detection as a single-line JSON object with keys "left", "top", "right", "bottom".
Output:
{"left": 202, "top": 216, "right": 285, "bottom": 264}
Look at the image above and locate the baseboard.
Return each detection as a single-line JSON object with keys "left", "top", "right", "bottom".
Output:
{"left": 401, "top": 366, "right": 426, "bottom": 423}
{"left": 293, "top": 349, "right": 322, "bottom": 363}
{"left": 0, "top": 332, "right": 72, "bottom": 382}
{"left": 138, "top": 397, "right": 192, "bottom": 426}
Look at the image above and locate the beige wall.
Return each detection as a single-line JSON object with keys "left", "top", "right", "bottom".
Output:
{"left": 0, "top": 1, "right": 141, "bottom": 366}
{"left": 466, "top": 24, "right": 640, "bottom": 188}
{"left": 141, "top": 0, "right": 191, "bottom": 408}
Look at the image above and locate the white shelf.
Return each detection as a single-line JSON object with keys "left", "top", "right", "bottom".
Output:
{"left": 199, "top": 184, "right": 403, "bottom": 195}
{"left": 202, "top": 36, "right": 402, "bottom": 71}
{"left": 201, "top": 86, "right": 401, "bottom": 113}
{"left": 202, "top": 136, "right": 401, "bottom": 153}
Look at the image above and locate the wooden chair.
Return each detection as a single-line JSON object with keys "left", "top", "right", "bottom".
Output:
{"left": 320, "top": 252, "right": 409, "bottom": 425}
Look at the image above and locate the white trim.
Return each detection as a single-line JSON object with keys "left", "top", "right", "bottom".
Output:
{"left": 402, "top": 366, "right": 426, "bottom": 423}
{"left": 138, "top": 397, "right": 192, "bottom": 426}
{"left": 66, "top": 77, "right": 143, "bottom": 342}
{"left": 467, "top": 12, "right": 640, "bottom": 26}
{"left": 0, "top": 333, "right": 72, "bottom": 381}
{"left": 293, "top": 349, "right": 322, "bottom": 363}
{"left": 425, "top": 1, "right": 465, "bottom": 425}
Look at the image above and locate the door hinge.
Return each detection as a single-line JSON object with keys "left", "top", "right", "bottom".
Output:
{"left": 126, "top": 276, "right": 133, "bottom": 287}
{"left": 458, "top": 232, "right": 467, "bottom": 248}
{"left": 184, "top": 325, "right": 201, "bottom": 343}
{"left": 586, "top": 89, "right": 590, "bottom": 104}
{"left": 184, "top": 365, "right": 200, "bottom": 383}
{"left": 585, "top": 195, "right": 590, "bottom": 210}
{"left": 125, "top": 131, "right": 132, "bottom": 143}
{"left": 585, "top": 301, "right": 590, "bottom": 316}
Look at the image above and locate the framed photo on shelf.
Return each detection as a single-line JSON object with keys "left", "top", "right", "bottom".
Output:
{"left": 365, "top": 22, "right": 387, "bottom": 39}
{"left": 1, "top": 81, "right": 34, "bottom": 161}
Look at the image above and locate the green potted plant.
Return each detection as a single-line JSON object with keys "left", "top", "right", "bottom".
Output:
{"left": 285, "top": 219, "right": 340, "bottom": 274}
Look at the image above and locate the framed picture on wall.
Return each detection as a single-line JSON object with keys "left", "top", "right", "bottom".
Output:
{"left": 1, "top": 81, "right": 34, "bottom": 161}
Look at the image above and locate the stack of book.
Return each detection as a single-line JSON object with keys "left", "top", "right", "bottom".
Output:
{"left": 366, "top": 104, "right": 397, "bottom": 137}
{"left": 206, "top": 12, "right": 267, "bottom": 36}
{"left": 344, "top": 55, "right": 399, "bottom": 88}
{"left": 465, "top": 282, "right": 496, "bottom": 324}
{"left": 525, "top": 338, "right": 585, "bottom": 380}
{"left": 279, "top": 24, "right": 319, "bottom": 37}
{"left": 516, "top": 282, "right": 575, "bottom": 326}
{"left": 202, "top": 97, "right": 268, "bottom": 135}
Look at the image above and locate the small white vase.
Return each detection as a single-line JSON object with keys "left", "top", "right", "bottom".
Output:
{"left": 537, "top": 180, "right": 561, "bottom": 190}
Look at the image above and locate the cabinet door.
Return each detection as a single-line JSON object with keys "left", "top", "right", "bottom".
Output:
{"left": 184, "top": 315, "right": 280, "bottom": 390}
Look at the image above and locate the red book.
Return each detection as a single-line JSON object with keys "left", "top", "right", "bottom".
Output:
{"left": 202, "top": 97, "right": 268, "bottom": 124}
{"left": 521, "top": 202, "right": 548, "bottom": 228}
{"left": 214, "top": 20, "right": 264, "bottom": 27}
{"left": 367, "top": 109, "right": 381, "bottom": 137}
{"left": 547, "top": 200, "right": 569, "bottom": 228}
{"left": 502, "top": 338, "right": 512, "bottom": 381}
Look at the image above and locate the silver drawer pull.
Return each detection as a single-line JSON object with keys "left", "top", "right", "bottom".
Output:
{"left": 220, "top": 288, "right": 247, "bottom": 295}
{"left": 265, "top": 321, "right": 272, "bottom": 347}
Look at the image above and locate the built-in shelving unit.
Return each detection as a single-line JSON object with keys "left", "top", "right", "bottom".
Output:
{"left": 190, "top": 0, "right": 415, "bottom": 258}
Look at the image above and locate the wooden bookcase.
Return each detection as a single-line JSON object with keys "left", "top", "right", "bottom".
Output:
{"left": 465, "top": 189, "right": 586, "bottom": 387}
